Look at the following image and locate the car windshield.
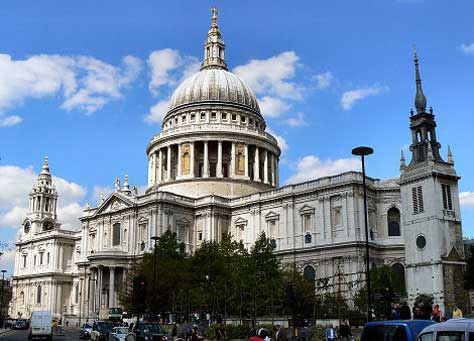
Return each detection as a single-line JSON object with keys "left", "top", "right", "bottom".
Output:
{"left": 109, "top": 308, "right": 123, "bottom": 315}
{"left": 113, "top": 327, "right": 129, "bottom": 334}
{"left": 97, "top": 322, "right": 114, "bottom": 332}
{"left": 363, "top": 324, "right": 408, "bottom": 341}
{"left": 140, "top": 323, "right": 161, "bottom": 333}
{"left": 437, "top": 331, "right": 465, "bottom": 341}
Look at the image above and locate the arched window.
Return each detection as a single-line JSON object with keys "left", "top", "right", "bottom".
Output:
{"left": 387, "top": 207, "right": 401, "bottom": 236}
{"left": 24, "top": 221, "right": 30, "bottom": 233}
{"left": 37, "top": 285, "right": 42, "bottom": 304}
{"left": 43, "top": 221, "right": 54, "bottom": 231}
{"left": 303, "top": 265, "right": 316, "bottom": 289}
{"left": 112, "top": 223, "right": 121, "bottom": 246}
{"left": 391, "top": 263, "right": 406, "bottom": 293}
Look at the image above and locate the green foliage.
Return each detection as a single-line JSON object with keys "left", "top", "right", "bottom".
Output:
{"left": 203, "top": 323, "right": 253, "bottom": 340}
{"left": 310, "top": 327, "right": 326, "bottom": 341}
{"left": 414, "top": 293, "right": 433, "bottom": 319}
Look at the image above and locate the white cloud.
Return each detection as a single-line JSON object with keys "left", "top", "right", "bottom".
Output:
{"left": 259, "top": 96, "right": 291, "bottom": 118}
{"left": 0, "top": 245, "right": 16, "bottom": 276}
{"left": 0, "top": 53, "right": 142, "bottom": 123}
{"left": 0, "top": 115, "right": 22, "bottom": 126}
{"left": 92, "top": 185, "right": 114, "bottom": 204}
{"left": 341, "top": 85, "right": 388, "bottom": 110}
{"left": 283, "top": 112, "right": 306, "bottom": 127}
{"left": 0, "top": 164, "right": 87, "bottom": 231}
{"left": 234, "top": 51, "right": 302, "bottom": 100}
{"left": 313, "top": 71, "right": 334, "bottom": 89}
{"left": 144, "top": 99, "right": 171, "bottom": 124}
{"left": 267, "top": 127, "right": 289, "bottom": 155}
{"left": 460, "top": 43, "right": 474, "bottom": 55}
{"left": 460, "top": 192, "right": 474, "bottom": 207}
{"left": 148, "top": 49, "right": 182, "bottom": 97}
{"left": 286, "top": 155, "right": 360, "bottom": 184}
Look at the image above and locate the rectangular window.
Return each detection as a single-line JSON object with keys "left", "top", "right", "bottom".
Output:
{"left": 182, "top": 115, "right": 186, "bottom": 123}
{"left": 23, "top": 255, "right": 27, "bottom": 268}
{"left": 412, "top": 186, "right": 425, "bottom": 214}
{"left": 190, "top": 113, "right": 196, "bottom": 121}
{"left": 303, "top": 215, "right": 312, "bottom": 233}
{"left": 241, "top": 115, "right": 246, "bottom": 123}
{"left": 47, "top": 252, "right": 50, "bottom": 264}
{"left": 40, "top": 252, "right": 43, "bottom": 265}
{"left": 200, "top": 112, "right": 206, "bottom": 120}
{"left": 75, "top": 285, "right": 79, "bottom": 303}
{"left": 211, "top": 112, "right": 217, "bottom": 120}
{"left": 112, "top": 223, "right": 121, "bottom": 246}
{"left": 221, "top": 112, "right": 227, "bottom": 120}
{"left": 34, "top": 255, "right": 36, "bottom": 266}
{"left": 442, "top": 184, "right": 453, "bottom": 210}
{"left": 249, "top": 118, "right": 254, "bottom": 125}
{"left": 268, "top": 220, "right": 276, "bottom": 238}
{"left": 231, "top": 114, "right": 237, "bottom": 121}
{"left": 198, "top": 231, "right": 203, "bottom": 241}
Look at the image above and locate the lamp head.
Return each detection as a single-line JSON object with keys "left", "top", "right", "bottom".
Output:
{"left": 352, "top": 146, "right": 374, "bottom": 156}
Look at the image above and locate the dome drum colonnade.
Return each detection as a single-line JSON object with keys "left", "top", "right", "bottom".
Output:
{"left": 146, "top": 8, "right": 281, "bottom": 197}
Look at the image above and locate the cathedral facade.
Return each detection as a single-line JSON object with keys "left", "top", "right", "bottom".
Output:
{"left": 10, "top": 11, "right": 466, "bottom": 324}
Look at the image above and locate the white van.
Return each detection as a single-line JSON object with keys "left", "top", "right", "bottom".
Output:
{"left": 28, "top": 310, "right": 53, "bottom": 340}
{"left": 417, "top": 318, "right": 474, "bottom": 340}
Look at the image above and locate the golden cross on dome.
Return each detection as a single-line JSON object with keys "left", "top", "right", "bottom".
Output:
{"left": 211, "top": 7, "right": 218, "bottom": 27}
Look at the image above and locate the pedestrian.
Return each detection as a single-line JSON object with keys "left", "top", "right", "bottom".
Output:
{"left": 324, "top": 325, "right": 335, "bottom": 341}
{"left": 216, "top": 322, "right": 227, "bottom": 341}
{"left": 190, "top": 325, "right": 203, "bottom": 341}
{"left": 400, "top": 302, "right": 411, "bottom": 320}
{"left": 274, "top": 325, "right": 287, "bottom": 341}
{"left": 453, "top": 305, "right": 463, "bottom": 318}
{"left": 206, "top": 312, "right": 211, "bottom": 327}
{"left": 395, "top": 303, "right": 401, "bottom": 319}
{"left": 171, "top": 323, "right": 178, "bottom": 341}
{"left": 432, "top": 305, "right": 441, "bottom": 322}
{"left": 339, "top": 320, "right": 352, "bottom": 341}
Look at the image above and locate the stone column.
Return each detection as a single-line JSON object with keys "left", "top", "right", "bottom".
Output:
{"left": 244, "top": 144, "right": 249, "bottom": 178}
{"left": 203, "top": 141, "right": 209, "bottom": 178}
{"left": 158, "top": 149, "right": 163, "bottom": 183}
{"left": 98, "top": 267, "right": 103, "bottom": 310}
{"left": 263, "top": 150, "right": 269, "bottom": 184}
{"left": 217, "top": 141, "right": 223, "bottom": 178}
{"left": 166, "top": 146, "right": 171, "bottom": 181}
{"left": 57, "top": 284, "right": 63, "bottom": 315}
{"left": 275, "top": 156, "right": 279, "bottom": 187}
{"left": 269, "top": 153, "right": 275, "bottom": 186}
{"left": 58, "top": 244, "right": 64, "bottom": 271}
{"left": 177, "top": 143, "right": 182, "bottom": 179}
{"left": 109, "top": 267, "right": 115, "bottom": 308}
{"left": 152, "top": 153, "right": 157, "bottom": 184}
{"left": 231, "top": 142, "right": 236, "bottom": 177}
{"left": 254, "top": 146, "right": 260, "bottom": 181}
{"left": 190, "top": 141, "right": 195, "bottom": 178}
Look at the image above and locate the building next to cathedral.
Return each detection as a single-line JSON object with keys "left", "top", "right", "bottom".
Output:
{"left": 10, "top": 10, "right": 467, "bottom": 324}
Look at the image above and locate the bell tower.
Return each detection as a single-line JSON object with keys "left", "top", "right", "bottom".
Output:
{"left": 26, "top": 156, "right": 59, "bottom": 233}
{"left": 400, "top": 49, "right": 466, "bottom": 314}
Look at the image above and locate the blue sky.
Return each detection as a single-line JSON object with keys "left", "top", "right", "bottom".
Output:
{"left": 1, "top": 0, "right": 474, "bottom": 274}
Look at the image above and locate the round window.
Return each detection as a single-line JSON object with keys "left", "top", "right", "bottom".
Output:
{"left": 416, "top": 235, "right": 427, "bottom": 249}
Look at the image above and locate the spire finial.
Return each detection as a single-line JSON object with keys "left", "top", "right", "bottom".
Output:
{"left": 413, "top": 45, "right": 427, "bottom": 114}
{"left": 400, "top": 150, "right": 407, "bottom": 172}
{"left": 447, "top": 145, "right": 454, "bottom": 164}
{"left": 40, "top": 155, "right": 51, "bottom": 175}
{"left": 211, "top": 7, "right": 218, "bottom": 28}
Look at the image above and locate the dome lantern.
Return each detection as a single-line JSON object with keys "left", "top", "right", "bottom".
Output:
{"left": 201, "top": 7, "right": 228, "bottom": 71}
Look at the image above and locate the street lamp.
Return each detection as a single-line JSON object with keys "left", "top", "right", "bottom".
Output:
{"left": 352, "top": 146, "right": 374, "bottom": 322}
{"left": 0, "top": 269, "right": 7, "bottom": 328}
{"left": 151, "top": 236, "right": 160, "bottom": 318}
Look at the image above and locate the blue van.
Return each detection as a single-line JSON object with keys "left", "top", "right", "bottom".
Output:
{"left": 361, "top": 320, "right": 436, "bottom": 341}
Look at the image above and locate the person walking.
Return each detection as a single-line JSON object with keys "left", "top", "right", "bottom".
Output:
{"left": 339, "top": 320, "right": 352, "bottom": 341}
{"left": 453, "top": 305, "right": 463, "bottom": 318}
{"left": 216, "top": 322, "right": 227, "bottom": 341}
{"left": 432, "top": 305, "right": 441, "bottom": 322}
{"left": 324, "top": 325, "right": 335, "bottom": 341}
{"left": 400, "top": 302, "right": 411, "bottom": 320}
{"left": 274, "top": 325, "right": 287, "bottom": 341}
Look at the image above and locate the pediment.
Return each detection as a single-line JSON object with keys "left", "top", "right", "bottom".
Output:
{"left": 176, "top": 217, "right": 190, "bottom": 225}
{"left": 299, "top": 205, "right": 315, "bottom": 214}
{"left": 265, "top": 211, "right": 280, "bottom": 220}
{"left": 443, "top": 247, "right": 464, "bottom": 261}
{"left": 234, "top": 217, "right": 248, "bottom": 226}
{"left": 94, "top": 193, "right": 133, "bottom": 215}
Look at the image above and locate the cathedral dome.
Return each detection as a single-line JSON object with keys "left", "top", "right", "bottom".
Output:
{"left": 168, "top": 69, "right": 260, "bottom": 115}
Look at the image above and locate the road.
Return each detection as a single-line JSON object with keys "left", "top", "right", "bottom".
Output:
{"left": 0, "top": 327, "right": 80, "bottom": 340}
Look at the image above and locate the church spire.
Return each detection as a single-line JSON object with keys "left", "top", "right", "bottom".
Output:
{"left": 414, "top": 46, "right": 427, "bottom": 114}
{"left": 200, "top": 7, "right": 228, "bottom": 71}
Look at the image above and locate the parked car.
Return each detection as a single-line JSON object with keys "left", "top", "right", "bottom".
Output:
{"left": 91, "top": 321, "right": 114, "bottom": 341}
{"left": 130, "top": 322, "right": 168, "bottom": 341}
{"left": 417, "top": 318, "right": 474, "bottom": 340}
{"left": 28, "top": 311, "right": 53, "bottom": 340}
{"left": 14, "top": 319, "right": 29, "bottom": 330}
{"left": 80, "top": 323, "right": 94, "bottom": 339}
{"left": 109, "top": 326, "right": 132, "bottom": 341}
{"left": 361, "top": 320, "right": 435, "bottom": 341}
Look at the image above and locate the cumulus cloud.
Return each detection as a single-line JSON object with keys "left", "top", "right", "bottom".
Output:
{"left": 313, "top": 71, "right": 334, "bottom": 89}
{"left": 0, "top": 53, "right": 142, "bottom": 124}
{"left": 0, "top": 164, "right": 87, "bottom": 231}
{"left": 283, "top": 112, "right": 306, "bottom": 127}
{"left": 234, "top": 51, "right": 302, "bottom": 100}
{"left": 341, "top": 85, "right": 388, "bottom": 110}
{"left": 267, "top": 127, "right": 289, "bottom": 155}
{"left": 148, "top": 49, "right": 182, "bottom": 97}
{"left": 460, "top": 43, "right": 474, "bottom": 55}
{"left": 145, "top": 99, "right": 171, "bottom": 124}
{"left": 286, "top": 155, "right": 361, "bottom": 184}
{"left": 460, "top": 192, "right": 474, "bottom": 207}
{"left": 259, "top": 96, "right": 291, "bottom": 118}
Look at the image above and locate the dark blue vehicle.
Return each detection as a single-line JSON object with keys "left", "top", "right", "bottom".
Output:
{"left": 361, "top": 320, "right": 436, "bottom": 341}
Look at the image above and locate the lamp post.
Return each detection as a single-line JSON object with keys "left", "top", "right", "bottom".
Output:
{"left": 352, "top": 146, "right": 374, "bottom": 322}
{"left": 151, "top": 236, "right": 160, "bottom": 318}
{"left": 0, "top": 269, "right": 7, "bottom": 328}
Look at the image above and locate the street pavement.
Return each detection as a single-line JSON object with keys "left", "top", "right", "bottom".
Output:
{"left": 0, "top": 327, "right": 80, "bottom": 340}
